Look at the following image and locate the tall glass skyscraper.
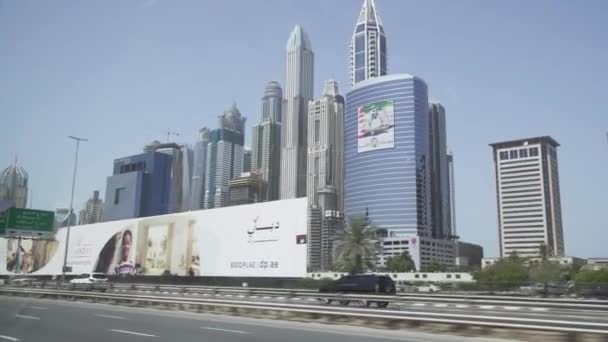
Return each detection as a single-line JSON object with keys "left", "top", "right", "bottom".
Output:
{"left": 349, "top": 0, "right": 387, "bottom": 87}
{"left": 190, "top": 127, "right": 210, "bottom": 210}
{"left": 204, "top": 103, "right": 246, "bottom": 209}
{"left": 280, "top": 25, "right": 314, "bottom": 199}
{"left": 344, "top": 74, "right": 430, "bottom": 237}
{"left": 428, "top": 102, "right": 450, "bottom": 239}
{"left": 252, "top": 81, "right": 283, "bottom": 201}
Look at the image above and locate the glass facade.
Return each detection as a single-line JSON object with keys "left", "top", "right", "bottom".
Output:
{"left": 345, "top": 75, "right": 430, "bottom": 236}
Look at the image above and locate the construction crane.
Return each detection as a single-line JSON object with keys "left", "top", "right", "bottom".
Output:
{"left": 166, "top": 131, "right": 180, "bottom": 143}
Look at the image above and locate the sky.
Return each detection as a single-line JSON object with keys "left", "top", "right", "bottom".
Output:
{"left": 1, "top": 0, "right": 607, "bottom": 258}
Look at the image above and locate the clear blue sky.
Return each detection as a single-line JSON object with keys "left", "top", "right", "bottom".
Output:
{"left": 1, "top": 0, "right": 607, "bottom": 257}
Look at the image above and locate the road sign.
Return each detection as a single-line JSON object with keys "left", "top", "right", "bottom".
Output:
{"left": 0, "top": 208, "right": 55, "bottom": 238}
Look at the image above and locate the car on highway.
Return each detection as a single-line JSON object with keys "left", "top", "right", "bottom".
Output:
{"left": 69, "top": 273, "right": 108, "bottom": 291}
{"left": 415, "top": 284, "right": 441, "bottom": 293}
{"left": 318, "top": 274, "right": 396, "bottom": 307}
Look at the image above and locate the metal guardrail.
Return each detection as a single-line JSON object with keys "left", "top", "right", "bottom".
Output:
{"left": 1, "top": 286, "right": 608, "bottom": 338}
{"left": 7, "top": 280, "right": 608, "bottom": 311}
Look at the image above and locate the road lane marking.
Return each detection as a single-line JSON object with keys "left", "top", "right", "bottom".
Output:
{"left": 110, "top": 329, "right": 156, "bottom": 337}
{"left": 15, "top": 315, "right": 39, "bottom": 320}
{"left": 531, "top": 308, "right": 549, "bottom": 311}
{"left": 0, "top": 335, "right": 19, "bottom": 341}
{"left": 96, "top": 314, "right": 126, "bottom": 320}
{"left": 434, "top": 304, "right": 447, "bottom": 307}
{"left": 480, "top": 305, "right": 495, "bottom": 309}
{"left": 504, "top": 306, "right": 521, "bottom": 310}
{"left": 29, "top": 307, "right": 47, "bottom": 310}
{"left": 202, "top": 327, "right": 250, "bottom": 334}
{"left": 412, "top": 303, "right": 426, "bottom": 306}
{"left": 455, "top": 304, "right": 469, "bottom": 308}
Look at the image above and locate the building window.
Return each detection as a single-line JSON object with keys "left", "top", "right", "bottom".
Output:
{"left": 446, "top": 274, "right": 452, "bottom": 279}
{"left": 114, "top": 188, "right": 125, "bottom": 205}
{"left": 414, "top": 274, "right": 420, "bottom": 279}
{"left": 455, "top": 274, "right": 461, "bottom": 279}
{"left": 422, "top": 274, "right": 428, "bottom": 279}
{"left": 509, "top": 150, "right": 518, "bottom": 159}
{"left": 519, "top": 149, "right": 528, "bottom": 158}
{"left": 314, "top": 119, "right": 320, "bottom": 143}
{"left": 530, "top": 147, "right": 539, "bottom": 157}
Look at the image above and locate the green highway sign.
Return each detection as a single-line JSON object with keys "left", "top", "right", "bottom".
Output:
{"left": 0, "top": 208, "right": 55, "bottom": 237}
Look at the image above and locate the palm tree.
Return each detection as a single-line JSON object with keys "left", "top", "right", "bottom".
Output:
{"left": 334, "top": 216, "right": 378, "bottom": 274}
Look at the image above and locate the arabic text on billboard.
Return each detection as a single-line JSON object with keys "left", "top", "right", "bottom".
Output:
{"left": 357, "top": 99, "right": 395, "bottom": 153}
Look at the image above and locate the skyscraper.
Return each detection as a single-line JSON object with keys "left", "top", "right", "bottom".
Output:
{"left": 261, "top": 80, "right": 283, "bottom": 123}
{"left": 0, "top": 158, "right": 28, "bottom": 209}
{"left": 345, "top": 74, "right": 430, "bottom": 237}
{"left": 428, "top": 102, "right": 450, "bottom": 239}
{"left": 243, "top": 147, "right": 251, "bottom": 173}
{"left": 446, "top": 150, "right": 457, "bottom": 237}
{"left": 306, "top": 80, "right": 345, "bottom": 272}
{"left": 78, "top": 190, "right": 103, "bottom": 225}
{"left": 345, "top": 75, "right": 455, "bottom": 270}
{"left": 349, "top": 0, "right": 387, "bottom": 86}
{"left": 251, "top": 81, "right": 283, "bottom": 201}
{"left": 144, "top": 141, "right": 194, "bottom": 213}
{"left": 306, "top": 80, "right": 344, "bottom": 210}
{"left": 190, "top": 127, "right": 210, "bottom": 210}
{"left": 280, "top": 25, "right": 314, "bottom": 199}
{"left": 490, "top": 136, "right": 565, "bottom": 257}
{"left": 204, "top": 103, "right": 246, "bottom": 209}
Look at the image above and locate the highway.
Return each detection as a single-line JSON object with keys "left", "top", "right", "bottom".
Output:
{"left": 105, "top": 286, "right": 608, "bottom": 324}
{"left": 0, "top": 296, "right": 516, "bottom": 342}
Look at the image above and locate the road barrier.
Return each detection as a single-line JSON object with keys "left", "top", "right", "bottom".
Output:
{"left": 10, "top": 280, "right": 608, "bottom": 311}
{"left": 1, "top": 286, "right": 607, "bottom": 342}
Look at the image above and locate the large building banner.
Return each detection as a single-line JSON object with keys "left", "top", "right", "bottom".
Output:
{"left": 1, "top": 198, "right": 308, "bottom": 278}
{"left": 357, "top": 99, "right": 395, "bottom": 153}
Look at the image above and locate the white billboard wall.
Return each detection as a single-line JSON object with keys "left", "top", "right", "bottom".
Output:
{"left": 1, "top": 198, "right": 308, "bottom": 278}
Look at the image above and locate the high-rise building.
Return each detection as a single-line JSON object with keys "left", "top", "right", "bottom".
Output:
{"left": 228, "top": 173, "right": 268, "bottom": 206}
{"left": 190, "top": 127, "right": 210, "bottom": 210}
{"left": 280, "top": 25, "right": 314, "bottom": 199}
{"left": 447, "top": 150, "right": 457, "bottom": 237}
{"left": 78, "top": 190, "right": 103, "bottom": 225}
{"left": 243, "top": 147, "right": 251, "bottom": 173}
{"left": 261, "top": 80, "right": 283, "bottom": 123}
{"left": 0, "top": 158, "right": 28, "bottom": 209}
{"left": 491, "top": 136, "right": 565, "bottom": 257}
{"left": 102, "top": 151, "right": 172, "bottom": 221}
{"left": 428, "top": 102, "right": 450, "bottom": 239}
{"left": 54, "top": 208, "right": 77, "bottom": 228}
{"left": 307, "top": 185, "right": 344, "bottom": 271}
{"left": 349, "top": 0, "right": 387, "bottom": 86}
{"left": 306, "top": 80, "right": 344, "bottom": 210}
{"left": 345, "top": 74, "right": 430, "bottom": 236}
{"left": 345, "top": 74, "right": 453, "bottom": 270}
{"left": 252, "top": 81, "right": 283, "bottom": 201}
{"left": 144, "top": 141, "right": 194, "bottom": 213}
{"left": 204, "top": 103, "right": 246, "bottom": 209}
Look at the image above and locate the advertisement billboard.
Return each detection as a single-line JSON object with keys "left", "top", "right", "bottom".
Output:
{"left": 1, "top": 198, "right": 308, "bottom": 278}
{"left": 357, "top": 99, "right": 395, "bottom": 153}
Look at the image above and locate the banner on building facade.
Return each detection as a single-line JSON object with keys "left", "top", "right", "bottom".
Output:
{"left": 357, "top": 99, "right": 395, "bottom": 153}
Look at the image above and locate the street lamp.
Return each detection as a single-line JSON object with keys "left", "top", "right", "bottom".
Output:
{"left": 61, "top": 136, "right": 87, "bottom": 282}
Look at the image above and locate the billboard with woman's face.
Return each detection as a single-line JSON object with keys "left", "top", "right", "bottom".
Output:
{"left": 1, "top": 198, "right": 306, "bottom": 277}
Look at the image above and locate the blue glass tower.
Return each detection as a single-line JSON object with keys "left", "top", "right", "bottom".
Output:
{"left": 344, "top": 74, "right": 430, "bottom": 237}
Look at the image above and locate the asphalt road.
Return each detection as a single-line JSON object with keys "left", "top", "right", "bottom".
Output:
{"left": 0, "top": 296, "right": 517, "bottom": 342}
{"left": 106, "top": 287, "right": 608, "bottom": 324}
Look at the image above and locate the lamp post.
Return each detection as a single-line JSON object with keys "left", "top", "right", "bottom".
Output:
{"left": 61, "top": 136, "right": 87, "bottom": 282}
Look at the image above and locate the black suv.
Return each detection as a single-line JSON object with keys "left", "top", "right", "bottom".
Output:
{"left": 318, "top": 274, "right": 396, "bottom": 307}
